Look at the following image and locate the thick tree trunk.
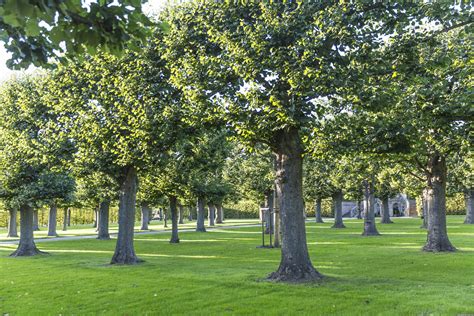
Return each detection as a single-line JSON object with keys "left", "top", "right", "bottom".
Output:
{"left": 315, "top": 198, "right": 324, "bottom": 223}
{"left": 33, "top": 209, "right": 40, "bottom": 231}
{"left": 464, "top": 189, "right": 474, "bottom": 224}
{"left": 420, "top": 189, "right": 428, "bottom": 229}
{"left": 380, "top": 197, "right": 393, "bottom": 224}
{"left": 170, "top": 196, "right": 180, "bottom": 243}
{"left": 178, "top": 204, "right": 184, "bottom": 224}
{"left": 97, "top": 200, "right": 111, "bottom": 240}
{"left": 7, "top": 209, "right": 18, "bottom": 237}
{"left": 331, "top": 190, "right": 345, "bottom": 229}
{"left": 265, "top": 191, "right": 274, "bottom": 234}
{"left": 47, "top": 203, "right": 58, "bottom": 237}
{"left": 10, "top": 205, "right": 45, "bottom": 257}
{"left": 62, "top": 208, "right": 68, "bottom": 231}
{"left": 268, "top": 128, "right": 321, "bottom": 282}
{"left": 362, "top": 178, "right": 380, "bottom": 236}
{"left": 111, "top": 166, "right": 142, "bottom": 264}
{"left": 196, "top": 197, "right": 206, "bottom": 232}
{"left": 215, "top": 203, "right": 223, "bottom": 224}
{"left": 140, "top": 202, "right": 150, "bottom": 230}
{"left": 423, "top": 154, "right": 456, "bottom": 252}
{"left": 208, "top": 203, "right": 216, "bottom": 226}
{"left": 67, "top": 208, "right": 71, "bottom": 226}
{"left": 273, "top": 182, "right": 281, "bottom": 248}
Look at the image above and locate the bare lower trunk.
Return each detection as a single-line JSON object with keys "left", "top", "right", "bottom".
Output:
{"left": 420, "top": 189, "right": 428, "bottom": 229}
{"left": 464, "top": 189, "right": 474, "bottom": 224}
{"left": 47, "top": 203, "right": 58, "bottom": 237}
{"left": 273, "top": 182, "right": 281, "bottom": 248}
{"left": 7, "top": 209, "right": 18, "bottom": 237}
{"left": 315, "top": 198, "right": 324, "bottom": 223}
{"left": 163, "top": 210, "right": 168, "bottom": 228}
{"left": 215, "top": 203, "right": 223, "bottom": 224}
{"left": 97, "top": 200, "right": 111, "bottom": 240}
{"left": 67, "top": 208, "right": 71, "bottom": 226}
{"left": 170, "top": 196, "right": 180, "bottom": 243}
{"left": 423, "top": 154, "right": 455, "bottom": 252}
{"left": 208, "top": 203, "right": 216, "bottom": 226}
{"left": 111, "top": 166, "right": 142, "bottom": 264}
{"left": 178, "top": 204, "right": 184, "bottom": 224}
{"left": 10, "top": 205, "right": 45, "bottom": 256}
{"left": 265, "top": 192, "right": 274, "bottom": 234}
{"left": 188, "top": 206, "right": 193, "bottom": 221}
{"left": 331, "top": 190, "right": 345, "bottom": 229}
{"left": 268, "top": 128, "right": 321, "bottom": 282}
{"left": 62, "top": 208, "right": 68, "bottom": 231}
{"left": 357, "top": 200, "right": 363, "bottom": 219}
{"left": 159, "top": 208, "right": 163, "bottom": 221}
{"left": 196, "top": 197, "right": 206, "bottom": 232}
{"left": 33, "top": 209, "right": 40, "bottom": 231}
{"left": 93, "top": 208, "right": 98, "bottom": 228}
{"left": 140, "top": 202, "right": 150, "bottom": 230}
{"left": 380, "top": 197, "right": 393, "bottom": 224}
{"left": 362, "top": 178, "right": 380, "bottom": 236}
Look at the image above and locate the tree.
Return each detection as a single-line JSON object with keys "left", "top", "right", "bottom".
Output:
{"left": 0, "top": 0, "right": 151, "bottom": 68}
{"left": 0, "top": 74, "right": 74, "bottom": 256}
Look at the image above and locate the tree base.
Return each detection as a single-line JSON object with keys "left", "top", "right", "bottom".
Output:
{"left": 47, "top": 233, "right": 58, "bottom": 237}
{"left": 422, "top": 242, "right": 456, "bottom": 252}
{"left": 169, "top": 238, "right": 180, "bottom": 244}
{"left": 110, "top": 254, "right": 144, "bottom": 265}
{"left": 216, "top": 220, "right": 223, "bottom": 224}
{"left": 97, "top": 235, "right": 111, "bottom": 240}
{"left": 315, "top": 219, "right": 324, "bottom": 223}
{"left": 331, "top": 223, "right": 346, "bottom": 229}
{"left": 10, "top": 245, "right": 47, "bottom": 257}
{"left": 7, "top": 234, "right": 19, "bottom": 238}
{"left": 361, "top": 230, "right": 381, "bottom": 236}
{"left": 196, "top": 228, "right": 206, "bottom": 232}
{"left": 380, "top": 220, "right": 394, "bottom": 224}
{"left": 267, "top": 263, "right": 323, "bottom": 283}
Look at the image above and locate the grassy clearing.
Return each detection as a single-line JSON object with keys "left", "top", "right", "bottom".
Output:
{"left": 0, "top": 216, "right": 473, "bottom": 315}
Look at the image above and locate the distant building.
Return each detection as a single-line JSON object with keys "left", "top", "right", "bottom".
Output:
{"left": 341, "top": 194, "right": 417, "bottom": 218}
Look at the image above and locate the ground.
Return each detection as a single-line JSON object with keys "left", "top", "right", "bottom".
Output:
{"left": 0, "top": 216, "right": 473, "bottom": 315}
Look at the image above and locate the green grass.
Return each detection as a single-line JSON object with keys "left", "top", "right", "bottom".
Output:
{"left": 1, "top": 216, "right": 473, "bottom": 315}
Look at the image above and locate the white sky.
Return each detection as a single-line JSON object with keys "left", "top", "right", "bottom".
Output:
{"left": 0, "top": 0, "right": 167, "bottom": 82}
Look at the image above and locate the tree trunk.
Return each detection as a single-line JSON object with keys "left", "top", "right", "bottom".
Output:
{"left": 268, "top": 128, "right": 322, "bottom": 282}
{"left": 93, "top": 208, "right": 98, "bottom": 228}
{"left": 140, "top": 202, "right": 150, "bottom": 230}
{"left": 357, "top": 200, "right": 363, "bottom": 219}
{"left": 265, "top": 191, "right": 274, "bottom": 234}
{"left": 67, "top": 208, "right": 71, "bottom": 226}
{"left": 196, "top": 197, "right": 207, "bottom": 232}
{"left": 331, "top": 190, "right": 345, "bottom": 229}
{"left": 380, "top": 197, "right": 393, "bottom": 224}
{"left": 159, "top": 208, "right": 163, "bottom": 221}
{"left": 170, "top": 196, "right": 180, "bottom": 243}
{"left": 423, "top": 154, "right": 455, "bottom": 252}
{"left": 10, "top": 205, "right": 45, "bottom": 256}
{"left": 208, "top": 203, "right": 216, "bottom": 226}
{"left": 163, "top": 210, "right": 168, "bottom": 228}
{"left": 420, "top": 189, "right": 428, "bottom": 229}
{"left": 188, "top": 206, "right": 193, "bottom": 221}
{"left": 215, "top": 203, "right": 223, "bottom": 224}
{"left": 111, "top": 166, "right": 142, "bottom": 264}
{"left": 62, "top": 208, "right": 68, "bottom": 231}
{"left": 315, "top": 198, "right": 324, "bottom": 223}
{"left": 33, "top": 209, "right": 40, "bottom": 231}
{"left": 464, "top": 189, "right": 474, "bottom": 224}
{"left": 97, "top": 200, "right": 111, "bottom": 240}
{"left": 362, "top": 178, "right": 380, "bottom": 236}
{"left": 178, "top": 204, "right": 184, "bottom": 224}
{"left": 273, "top": 180, "right": 281, "bottom": 248}
{"left": 7, "top": 209, "right": 18, "bottom": 237}
{"left": 47, "top": 203, "right": 58, "bottom": 237}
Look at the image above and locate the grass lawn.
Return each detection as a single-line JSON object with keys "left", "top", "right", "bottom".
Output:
{"left": 0, "top": 216, "right": 473, "bottom": 315}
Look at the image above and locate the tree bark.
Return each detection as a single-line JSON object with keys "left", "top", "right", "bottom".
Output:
{"left": 362, "top": 178, "right": 380, "bottom": 236}
{"left": 422, "top": 154, "right": 456, "bottom": 252}
{"left": 33, "top": 209, "right": 40, "bottom": 231}
{"left": 188, "top": 206, "right": 193, "bottom": 221}
{"left": 67, "top": 208, "right": 71, "bottom": 226}
{"left": 315, "top": 198, "right": 324, "bottom": 223}
{"left": 178, "top": 204, "right": 184, "bottom": 224}
{"left": 208, "top": 203, "right": 216, "bottom": 226}
{"left": 331, "top": 190, "right": 345, "bottom": 228}
{"left": 47, "top": 203, "right": 58, "bottom": 237}
{"left": 97, "top": 200, "right": 111, "bottom": 240}
{"left": 215, "top": 203, "right": 223, "bottom": 224}
{"left": 159, "top": 208, "right": 163, "bottom": 221}
{"left": 140, "top": 202, "right": 150, "bottom": 230}
{"left": 273, "top": 181, "right": 281, "bottom": 248}
{"left": 93, "top": 208, "right": 98, "bottom": 229}
{"left": 111, "top": 166, "right": 142, "bottom": 264}
{"left": 7, "top": 209, "right": 18, "bottom": 237}
{"left": 380, "top": 197, "right": 393, "bottom": 224}
{"left": 420, "top": 189, "right": 428, "bottom": 229}
{"left": 170, "top": 196, "right": 180, "bottom": 243}
{"left": 10, "top": 205, "right": 45, "bottom": 256}
{"left": 196, "top": 197, "right": 207, "bottom": 232}
{"left": 268, "top": 128, "right": 322, "bottom": 282}
{"left": 464, "top": 189, "right": 474, "bottom": 224}
{"left": 62, "top": 208, "right": 68, "bottom": 231}
{"left": 265, "top": 191, "right": 274, "bottom": 234}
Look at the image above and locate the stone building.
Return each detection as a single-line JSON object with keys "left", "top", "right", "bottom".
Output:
{"left": 341, "top": 194, "right": 417, "bottom": 218}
